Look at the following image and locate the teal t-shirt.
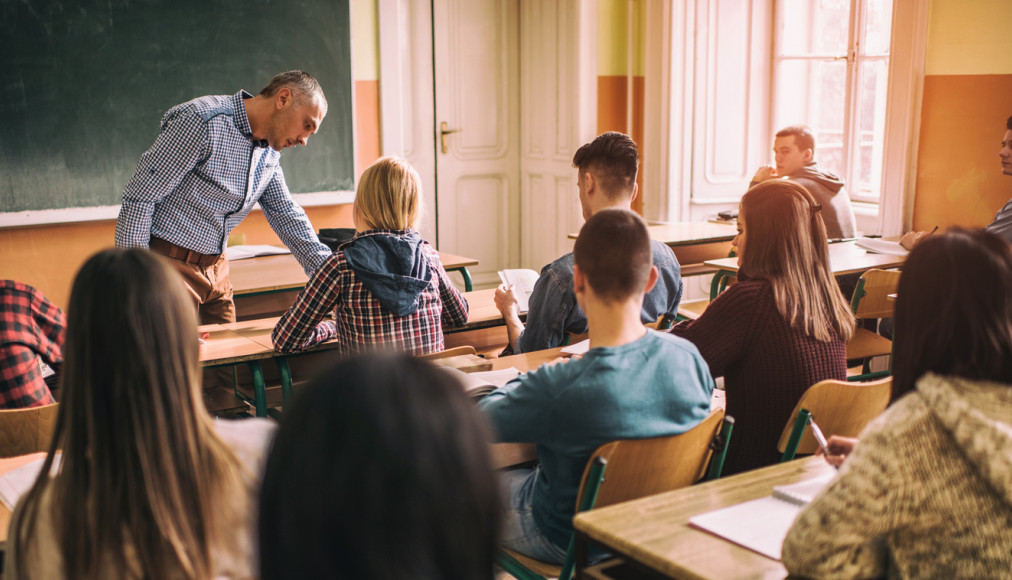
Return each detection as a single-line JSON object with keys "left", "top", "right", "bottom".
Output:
{"left": 478, "top": 330, "right": 714, "bottom": 549}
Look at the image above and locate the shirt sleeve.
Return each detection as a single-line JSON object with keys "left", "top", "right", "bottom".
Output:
{"left": 257, "top": 169, "right": 333, "bottom": 276}
{"left": 271, "top": 254, "right": 343, "bottom": 353}
{"left": 30, "top": 287, "right": 66, "bottom": 368}
{"left": 115, "top": 109, "right": 209, "bottom": 249}
{"left": 514, "top": 263, "right": 582, "bottom": 354}
{"left": 430, "top": 251, "right": 469, "bottom": 327}
{"left": 781, "top": 416, "right": 905, "bottom": 578}
{"left": 670, "top": 283, "right": 756, "bottom": 377}
{"left": 477, "top": 367, "right": 558, "bottom": 443}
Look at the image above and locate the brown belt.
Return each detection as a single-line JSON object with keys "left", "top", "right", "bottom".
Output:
{"left": 149, "top": 237, "right": 221, "bottom": 268}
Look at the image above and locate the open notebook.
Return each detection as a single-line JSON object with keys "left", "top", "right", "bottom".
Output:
{"left": 0, "top": 455, "right": 61, "bottom": 511}
{"left": 688, "top": 467, "right": 836, "bottom": 560}
{"left": 440, "top": 367, "right": 522, "bottom": 399}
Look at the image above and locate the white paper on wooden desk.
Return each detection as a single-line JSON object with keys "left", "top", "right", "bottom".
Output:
{"left": 855, "top": 238, "right": 908, "bottom": 256}
{"left": 0, "top": 455, "right": 63, "bottom": 510}
{"left": 224, "top": 245, "right": 292, "bottom": 261}
{"left": 688, "top": 469, "right": 835, "bottom": 560}
{"left": 560, "top": 339, "right": 590, "bottom": 356}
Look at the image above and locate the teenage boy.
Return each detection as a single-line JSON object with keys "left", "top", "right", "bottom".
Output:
{"left": 478, "top": 208, "right": 714, "bottom": 563}
{"left": 494, "top": 132, "right": 683, "bottom": 354}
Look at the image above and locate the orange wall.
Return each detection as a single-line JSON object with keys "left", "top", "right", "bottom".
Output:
{"left": 0, "top": 204, "right": 354, "bottom": 310}
{"left": 597, "top": 75, "right": 646, "bottom": 215}
{"left": 355, "top": 79, "right": 382, "bottom": 175}
{"left": 913, "top": 75, "right": 1012, "bottom": 231}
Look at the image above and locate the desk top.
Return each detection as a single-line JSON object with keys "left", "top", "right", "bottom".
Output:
{"left": 198, "top": 324, "right": 277, "bottom": 366}
{"left": 569, "top": 222, "right": 737, "bottom": 247}
{"left": 704, "top": 240, "right": 906, "bottom": 276}
{"left": 573, "top": 456, "right": 828, "bottom": 579}
{"left": 230, "top": 249, "right": 479, "bottom": 297}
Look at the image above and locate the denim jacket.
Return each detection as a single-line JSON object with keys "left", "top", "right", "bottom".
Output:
{"left": 513, "top": 239, "right": 683, "bottom": 353}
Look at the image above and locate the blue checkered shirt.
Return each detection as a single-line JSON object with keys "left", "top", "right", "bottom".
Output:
{"left": 115, "top": 90, "right": 331, "bottom": 275}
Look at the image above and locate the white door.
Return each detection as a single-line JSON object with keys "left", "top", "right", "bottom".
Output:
{"left": 432, "top": 0, "right": 520, "bottom": 289}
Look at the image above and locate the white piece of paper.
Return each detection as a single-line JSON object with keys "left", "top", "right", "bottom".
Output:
{"left": 560, "top": 339, "right": 590, "bottom": 356}
{"left": 497, "top": 269, "right": 540, "bottom": 313}
{"left": 688, "top": 468, "right": 836, "bottom": 560}
{"left": 0, "top": 457, "right": 57, "bottom": 511}
{"left": 224, "top": 245, "right": 292, "bottom": 261}
{"left": 855, "top": 238, "right": 908, "bottom": 256}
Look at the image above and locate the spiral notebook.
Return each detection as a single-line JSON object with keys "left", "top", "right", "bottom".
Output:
{"left": 688, "top": 469, "right": 836, "bottom": 560}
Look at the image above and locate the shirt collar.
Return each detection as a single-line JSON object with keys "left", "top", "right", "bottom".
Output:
{"left": 233, "top": 90, "right": 270, "bottom": 149}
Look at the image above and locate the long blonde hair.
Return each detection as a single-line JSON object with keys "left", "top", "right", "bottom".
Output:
{"left": 13, "top": 249, "right": 242, "bottom": 579}
{"left": 739, "top": 180, "right": 855, "bottom": 342}
{"left": 354, "top": 156, "right": 423, "bottom": 230}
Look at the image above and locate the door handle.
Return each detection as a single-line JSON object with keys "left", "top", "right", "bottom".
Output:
{"left": 440, "top": 121, "right": 461, "bottom": 154}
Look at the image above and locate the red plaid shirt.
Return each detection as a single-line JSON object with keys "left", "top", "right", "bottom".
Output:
{"left": 272, "top": 230, "right": 469, "bottom": 355}
{"left": 0, "top": 280, "right": 66, "bottom": 408}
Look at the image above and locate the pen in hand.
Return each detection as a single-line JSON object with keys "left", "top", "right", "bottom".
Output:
{"left": 808, "top": 416, "right": 838, "bottom": 471}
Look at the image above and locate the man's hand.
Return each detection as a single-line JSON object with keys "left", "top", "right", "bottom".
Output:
{"left": 816, "top": 435, "right": 859, "bottom": 467}
{"left": 751, "top": 165, "right": 778, "bottom": 183}
{"left": 494, "top": 284, "right": 520, "bottom": 318}
{"left": 899, "top": 226, "right": 938, "bottom": 251}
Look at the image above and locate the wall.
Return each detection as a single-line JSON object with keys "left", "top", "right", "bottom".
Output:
{"left": 597, "top": 0, "right": 646, "bottom": 214}
{"left": 912, "top": 0, "right": 1012, "bottom": 231}
{"left": 1, "top": 1, "right": 382, "bottom": 308}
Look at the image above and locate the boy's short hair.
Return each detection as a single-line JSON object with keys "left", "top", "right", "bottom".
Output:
{"left": 776, "top": 124, "right": 816, "bottom": 153}
{"left": 573, "top": 208, "right": 652, "bottom": 302}
{"left": 571, "top": 132, "right": 639, "bottom": 200}
{"left": 1007, "top": 114, "right": 1012, "bottom": 130}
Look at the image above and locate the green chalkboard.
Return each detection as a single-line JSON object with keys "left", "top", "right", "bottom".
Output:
{"left": 0, "top": 0, "right": 354, "bottom": 214}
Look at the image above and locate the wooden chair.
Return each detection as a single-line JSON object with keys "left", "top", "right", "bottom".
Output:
{"left": 778, "top": 377, "right": 891, "bottom": 461}
{"left": 0, "top": 403, "right": 59, "bottom": 458}
{"left": 497, "top": 410, "right": 735, "bottom": 580}
{"left": 846, "top": 268, "right": 902, "bottom": 381}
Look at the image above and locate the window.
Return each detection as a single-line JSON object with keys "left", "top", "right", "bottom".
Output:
{"left": 772, "top": 0, "right": 894, "bottom": 205}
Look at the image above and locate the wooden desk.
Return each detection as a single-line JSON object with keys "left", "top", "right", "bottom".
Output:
{"left": 229, "top": 249, "right": 479, "bottom": 297}
{"left": 573, "top": 456, "right": 828, "bottom": 579}
{"left": 704, "top": 240, "right": 907, "bottom": 299}
{"left": 569, "top": 222, "right": 737, "bottom": 278}
{"left": 0, "top": 452, "right": 47, "bottom": 549}
{"left": 199, "top": 324, "right": 279, "bottom": 417}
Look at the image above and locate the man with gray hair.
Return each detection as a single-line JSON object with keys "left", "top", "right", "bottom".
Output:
{"left": 116, "top": 70, "right": 333, "bottom": 324}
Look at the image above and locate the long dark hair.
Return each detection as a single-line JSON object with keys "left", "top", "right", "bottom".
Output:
{"left": 259, "top": 353, "right": 501, "bottom": 579}
{"left": 12, "top": 249, "right": 241, "bottom": 579}
{"left": 892, "top": 229, "right": 1012, "bottom": 398}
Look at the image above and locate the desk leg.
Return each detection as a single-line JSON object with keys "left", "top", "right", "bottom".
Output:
{"left": 246, "top": 361, "right": 267, "bottom": 418}
{"left": 448, "top": 266, "right": 474, "bottom": 292}
{"left": 709, "top": 271, "right": 728, "bottom": 300}
{"left": 277, "top": 357, "right": 293, "bottom": 404}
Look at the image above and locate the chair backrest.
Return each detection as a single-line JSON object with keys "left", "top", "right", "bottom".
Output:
{"left": 850, "top": 269, "right": 902, "bottom": 320}
{"left": 0, "top": 402, "right": 59, "bottom": 458}
{"left": 415, "top": 345, "right": 477, "bottom": 360}
{"left": 576, "top": 410, "right": 727, "bottom": 510}
{"left": 777, "top": 378, "right": 891, "bottom": 456}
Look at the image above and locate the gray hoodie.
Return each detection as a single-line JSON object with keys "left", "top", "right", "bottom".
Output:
{"left": 789, "top": 162, "right": 857, "bottom": 239}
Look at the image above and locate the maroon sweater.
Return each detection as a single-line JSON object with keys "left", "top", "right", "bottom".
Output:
{"left": 672, "top": 279, "right": 846, "bottom": 475}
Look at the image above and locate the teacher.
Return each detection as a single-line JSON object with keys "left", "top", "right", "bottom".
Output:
{"left": 115, "top": 70, "right": 333, "bottom": 324}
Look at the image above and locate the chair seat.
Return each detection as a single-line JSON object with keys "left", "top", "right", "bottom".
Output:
{"left": 499, "top": 548, "right": 563, "bottom": 577}
{"left": 676, "top": 299, "right": 709, "bottom": 321}
{"left": 846, "top": 327, "right": 892, "bottom": 361}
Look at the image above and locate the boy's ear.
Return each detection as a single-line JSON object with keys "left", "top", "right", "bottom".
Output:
{"left": 643, "top": 265, "right": 659, "bottom": 294}
{"left": 573, "top": 264, "right": 586, "bottom": 295}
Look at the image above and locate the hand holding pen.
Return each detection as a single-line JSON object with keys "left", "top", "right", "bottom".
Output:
{"left": 899, "top": 225, "right": 938, "bottom": 251}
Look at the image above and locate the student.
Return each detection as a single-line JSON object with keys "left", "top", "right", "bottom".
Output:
{"left": 0, "top": 280, "right": 65, "bottom": 408}
{"left": 782, "top": 229, "right": 1012, "bottom": 578}
{"left": 479, "top": 208, "right": 713, "bottom": 563}
{"left": 259, "top": 354, "right": 501, "bottom": 580}
{"left": 115, "top": 70, "right": 333, "bottom": 325}
{"left": 671, "top": 180, "right": 854, "bottom": 475}
{"left": 7, "top": 249, "right": 276, "bottom": 580}
{"left": 272, "top": 156, "right": 468, "bottom": 354}
{"left": 494, "top": 132, "right": 683, "bottom": 354}
{"left": 749, "top": 124, "right": 857, "bottom": 239}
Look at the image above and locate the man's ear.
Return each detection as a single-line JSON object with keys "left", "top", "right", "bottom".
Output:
{"left": 802, "top": 148, "right": 814, "bottom": 163}
{"left": 275, "top": 87, "right": 293, "bottom": 110}
{"left": 629, "top": 181, "right": 639, "bottom": 204}
{"left": 583, "top": 171, "right": 596, "bottom": 197}
{"left": 573, "top": 264, "right": 586, "bottom": 295}
{"left": 643, "top": 265, "right": 659, "bottom": 294}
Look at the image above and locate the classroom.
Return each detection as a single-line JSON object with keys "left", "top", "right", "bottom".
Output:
{"left": 2, "top": 0, "right": 1011, "bottom": 578}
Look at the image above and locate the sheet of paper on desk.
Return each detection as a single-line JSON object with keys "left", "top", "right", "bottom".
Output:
{"left": 688, "top": 468, "right": 835, "bottom": 560}
{"left": 498, "top": 269, "right": 539, "bottom": 313}
{"left": 561, "top": 339, "right": 589, "bottom": 356}
{"left": 441, "top": 367, "right": 521, "bottom": 398}
{"left": 224, "top": 245, "right": 292, "bottom": 261}
{"left": 0, "top": 456, "right": 62, "bottom": 510}
{"left": 855, "top": 238, "right": 908, "bottom": 256}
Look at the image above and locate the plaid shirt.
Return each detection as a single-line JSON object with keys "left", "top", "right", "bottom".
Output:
{"left": 0, "top": 281, "right": 66, "bottom": 408}
{"left": 272, "top": 230, "right": 469, "bottom": 355}
{"left": 115, "top": 90, "right": 331, "bottom": 275}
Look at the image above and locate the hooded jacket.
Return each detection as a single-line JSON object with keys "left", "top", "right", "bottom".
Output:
{"left": 343, "top": 230, "right": 433, "bottom": 317}
{"left": 789, "top": 163, "right": 857, "bottom": 239}
{"left": 782, "top": 373, "right": 1012, "bottom": 579}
